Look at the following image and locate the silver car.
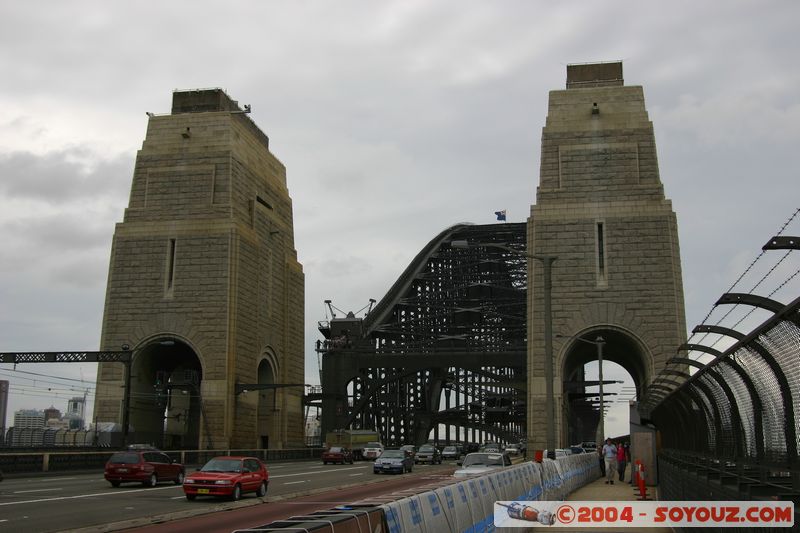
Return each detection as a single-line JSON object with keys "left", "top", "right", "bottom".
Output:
{"left": 453, "top": 452, "right": 511, "bottom": 478}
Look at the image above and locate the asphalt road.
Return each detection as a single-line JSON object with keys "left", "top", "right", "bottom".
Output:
{"left": 0, "top": 459, "right": 458, "bottom": 533}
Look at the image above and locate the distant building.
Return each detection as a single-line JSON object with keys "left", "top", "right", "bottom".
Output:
{"left": 0, "top": 380, "right": 8, "bottom": 444}
{"left": 46, "top": 417, "right": 69, "bottom": 430}
{"left": 44, "top": 405, "right": 62, "bottom": 424}
{"left": 11, "top": 409, "right": 46, "bottom": 446}
{"left": 14, "top": 409, "right": 45, "bottom": 428}
{"left": 0, "top": 380, "right": 8, "bottom": 428}
{"left": 65, "top": 397, "right": 86, "bottom": 430}
{"left": 305, "top": 416, "right": 321, "bottom": 446}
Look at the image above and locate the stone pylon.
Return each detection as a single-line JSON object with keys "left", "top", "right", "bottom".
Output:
{"left": 527, "top": 63, "right": 686, "bottom": 451}
{"left": 94, "top": 89, "right": 304, "bottom": 450}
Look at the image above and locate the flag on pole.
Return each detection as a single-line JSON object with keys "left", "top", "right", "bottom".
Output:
{"left": 494, "top": 210, "right": 507, "bottom": 221}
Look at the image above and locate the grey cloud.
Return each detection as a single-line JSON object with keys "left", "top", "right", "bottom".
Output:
{"left": 0, "top": 149, "right": 131, "bottom": 204}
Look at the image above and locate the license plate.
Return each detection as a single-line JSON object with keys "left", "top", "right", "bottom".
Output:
{"left": 198, "top": 488, "right": 209, "bottom": 494}
{"left": 383, "top": 465, "right": 391, "bottom": 469}
{"left": 117, "top": 468, "right": 128, "bottom": 473}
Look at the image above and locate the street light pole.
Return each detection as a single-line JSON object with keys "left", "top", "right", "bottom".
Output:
{"left": 450, "top": 240, "right": 558, "bottom": 454}
{"left": 595, "top": 336, "right": 606, "bottom": 443}
{"left": 555, "top": 334, "right": 607, "bottom": 444}
{"left": 540, "top": 256, "right": 557, "bottom": 456}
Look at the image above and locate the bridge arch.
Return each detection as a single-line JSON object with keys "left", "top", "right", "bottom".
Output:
{"left": 129, "top": 334, "right": 203, "bottom": 449}
{"left": 558, "top": 325, "right": 653, "bottom": 443}
{"left": 256, "top": 348, "right": 279, "bottom": 449}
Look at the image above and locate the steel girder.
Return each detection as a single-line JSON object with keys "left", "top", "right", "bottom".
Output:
{"left": 319, "top": 223, "right": 528, "bottom": 447}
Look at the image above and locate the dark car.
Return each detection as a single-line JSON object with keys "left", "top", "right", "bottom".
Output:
{"left": 415, "top": 444, "right": 442, "bottom": 464}
{"left": 104, "top": 449, "right": 184, "bottom": 487}
{"left": 183, "top": 456, "right": 269, "bottom": 501}
{"left": 373, "top": 449, "right": 414, "bottom": 474}
{"left": 399, "top": 444, "right": 417, "bottom": 460}
{"left": 322, "top": 446, "right": 354, "bottom": 464}
{"left": 441, "top": 445, "right": 460, "bottom": 460}
{"left": 480, "top": 442, "right": 501, "bottom": 453}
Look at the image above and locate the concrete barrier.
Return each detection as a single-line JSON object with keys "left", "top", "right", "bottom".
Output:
{"left": 242, "top": 455, "right": 599, "bottom": 533}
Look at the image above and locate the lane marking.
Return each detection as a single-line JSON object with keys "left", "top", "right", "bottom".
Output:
{"left": 283, "top": 480, "right": 306, "bottom": 485}
{"left": 348, "top": 473, "right": 364, "bottom": 477}
{"left": 13, "top": 488, "right": 63, "bottom": 494}
{"left": 0, "top": 484, "right": 181, "bottom": 507}
{"left": 271, "top": 465, "right": 367, "bottom": 479}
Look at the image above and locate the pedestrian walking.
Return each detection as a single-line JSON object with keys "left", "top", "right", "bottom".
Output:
{"left": 602, "top": 438, "right": 617, "bottom": 484}
{"left": 597, "top": 445, "right": 605, "bottom": 476}
{"left": 617, "top": 442, "right": 628, "bottom": 482}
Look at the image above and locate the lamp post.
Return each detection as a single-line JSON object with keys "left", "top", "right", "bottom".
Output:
{"left": 595, "top": 336, "right": 606, "bottom": 443}
{"left": 450, "top": 239, "right": 558, "bottom": 454}
{"left": 557, "top": 334, "right": 606, "bottom": 443}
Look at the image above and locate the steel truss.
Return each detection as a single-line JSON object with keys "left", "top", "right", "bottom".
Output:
{"left": 319, "top": 223, "right": 528, "bottom": 447}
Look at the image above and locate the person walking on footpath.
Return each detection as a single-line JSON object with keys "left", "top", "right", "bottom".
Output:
{"left": 617, "top": 442, "right": 628, "bottom": 482}
{"left": 602, "top": 438, "right": 617, "bottom": 484}
{"left": 597, "top": 445, "right": 605, "bottom": 476}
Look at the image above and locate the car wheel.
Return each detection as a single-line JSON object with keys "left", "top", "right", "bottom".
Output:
{"left": 231, "top": 484, "right": 242, "bottom": 501}
{"left": 175, "top": 471, "right": 185, "bottom": 485}
{"left": 143, "top": 473, "right": 157, "bottom": 487}
{"left": 323, "top": 461, "right": 327, "bottom": 465}
{"left": 110, "top": 481, "right": 120, "bottom": 487}
{"left": 186, "top": 493, "right": 196, "bottom": 501}
{"left": 256, "top": 481, "right": 267, "bottom": 497}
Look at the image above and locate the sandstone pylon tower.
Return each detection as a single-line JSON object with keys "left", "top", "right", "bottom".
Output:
{"left": 94, "top": 89, "right": 304, "bottom": 449}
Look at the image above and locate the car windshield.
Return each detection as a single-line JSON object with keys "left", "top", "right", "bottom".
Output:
{"left": 462, "top": 453, "right": 504, "bottom": 467}
{"left": 328, "top": 447, "right": 343, "bottom": 453}
{"left": 381, "top": 450, "right": 404, "bottom": 458}
{"left": 365, "top": 442, "right": 381, "bottom": 448}
{"left": 201, "top": 458, "right": 242, "bottom": 472}
{"left": 443, "top": 446, "right": 457, "bottom": 452}
{"left": 109, "top": 452, "right": 139, "bottom": 464}
{"left": 419, "top": 445, "right": 434, "bottom": 452}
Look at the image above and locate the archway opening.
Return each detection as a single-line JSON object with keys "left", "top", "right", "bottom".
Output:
{"left": 129, "top": 339, "right": 202, "bottom": 449}
{"left": 257, "top": 359, "right": 275, "bottom": 449}
{"left": 561, "top": 328, "right": 648, "bottom": 446}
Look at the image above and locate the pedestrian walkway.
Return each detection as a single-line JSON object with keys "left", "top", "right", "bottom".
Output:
{"left": 563, "top": 473, "right": 673, "bottom": 532}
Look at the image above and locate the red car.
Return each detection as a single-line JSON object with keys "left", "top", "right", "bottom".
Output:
{"left": 321, "top": 446, "right": 354, "bottom": 464}
{"left": 183, "top": 456, "right": 269, "bottom": 501}
{"left": 104, "top": 449, "right": 185, "bottom": 487}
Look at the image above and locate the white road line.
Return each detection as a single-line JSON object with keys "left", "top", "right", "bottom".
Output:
{"left": 0, "top": 485, "right": 180, "bottom": 507}
{"left": 271, "top": 465, "right": 367, "bottom": 479}
{"left": 283, "top": 480, "right": 306, "bottom": 485}
{"left": 13, "top": 488, "right": 63, "bottom": 494}
{"left": 348, "top": 473, "right": 364, "bottom": 477}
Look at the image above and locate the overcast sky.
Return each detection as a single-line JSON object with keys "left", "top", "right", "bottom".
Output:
{"left": 1, "top": 1, "right": 798, "bottom": 439}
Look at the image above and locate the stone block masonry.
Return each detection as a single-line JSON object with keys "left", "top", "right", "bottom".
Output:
{"left": 95, "top": 89, "right": 304, "bottom": 450}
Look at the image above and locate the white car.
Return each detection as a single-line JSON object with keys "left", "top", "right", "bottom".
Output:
{"left": 453, "top": 452, "right": 512, "bottom": 478}
{"left": 504, "top": 444, "right": 520, "bottom": 456}
{"left": 362, "top": 442, "right": 384, "bottom": 461}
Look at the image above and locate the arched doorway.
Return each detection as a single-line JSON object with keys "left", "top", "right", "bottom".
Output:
{"left": 257, "top": 357, "right": 276, "bottom": 449}
{"left": 560, "top": 327, "right": 651, "bottom": 445}
{"left": 129, "top": 338, "right": 203, "bottom": 449}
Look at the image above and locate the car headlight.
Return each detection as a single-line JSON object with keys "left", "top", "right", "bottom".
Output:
{"left": 185, "top": 478, "right": 195, "bottom": 484}
{"left": 215, "top": 479, "right": 233, "bottom": 485}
